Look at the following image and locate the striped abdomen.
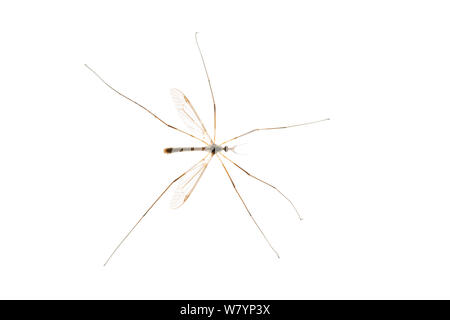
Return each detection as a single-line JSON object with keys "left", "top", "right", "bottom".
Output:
{"left": 164, "top": 147, "right": 208, "bottom": 154}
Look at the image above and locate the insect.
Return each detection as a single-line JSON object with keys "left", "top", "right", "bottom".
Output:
{"left": 86, "top": 33, "right": 329, "bottom": 265}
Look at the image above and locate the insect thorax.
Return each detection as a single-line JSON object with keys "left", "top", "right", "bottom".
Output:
{"left": 209, "top": 144, "right": 223, "bottom": 154}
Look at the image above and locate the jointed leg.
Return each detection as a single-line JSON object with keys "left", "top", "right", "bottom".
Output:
{"left": 85, "top": 64, "right": 209, "bottom": 145}
{"left": 217, "top": 157, "right": 280, "bottom": 258}
{"left": 104, "top": 155, "right": 209, "bottom": 266}
{"left": 220, "top": 118, "right": 330, "bottom": 145}
{"left": 220, "top": 154, "right": 302, "bottom": 220}
{"left": 195, "top": 33, "right": 217, "bottom": 142}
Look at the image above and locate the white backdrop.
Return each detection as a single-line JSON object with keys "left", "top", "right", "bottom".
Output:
{"left": 0, "top": 1, "right": 449, "bottom": 299}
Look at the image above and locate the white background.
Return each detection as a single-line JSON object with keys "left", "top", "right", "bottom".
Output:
{"left": 0, "top": 1, "right": 449, "bottom": 299}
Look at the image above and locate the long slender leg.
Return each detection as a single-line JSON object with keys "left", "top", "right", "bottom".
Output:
{"left": 85, "top": 64, "right": 209, "bottom": 145}
{"left": 104, "top": 155, "right": 209, "bottom": 266}
{"left": 217, "top": 157, "right": 280, "bottom": 258}
{"left": 195, "top": 32, "right": 217, "bottom": 142}
{"left": 220, "top": 154, "right": 302, "bottom": 220}
{"left": 220, "top": 118, "right": 330, "bottom": 145}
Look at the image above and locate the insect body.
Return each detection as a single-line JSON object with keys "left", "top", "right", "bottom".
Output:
{"left": 86, "top": 33, "right": 329, "bottom": 265}
{"left": 164, "top": 144, "right": 226, "bottom": 154}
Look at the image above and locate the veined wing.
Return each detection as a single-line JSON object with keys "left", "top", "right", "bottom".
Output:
{"left": 170, "top": 88, "right": 212, "bottom": 143}
{"left": 170, "top": 155, "right": 212, "bottom": 209}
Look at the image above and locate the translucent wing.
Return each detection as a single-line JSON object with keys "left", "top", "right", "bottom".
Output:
{"left": 170, "top": 88, "right": 212, "bottom": 143}
{"left": 170, "top": 156, "right": 212, "bottom": 209}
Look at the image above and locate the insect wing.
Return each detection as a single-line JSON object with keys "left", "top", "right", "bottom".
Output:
{"left": 170, "top": 88, "right": 211, "bottom": 142}
{"left": 170, "top": 156, "right": 211, "bottom": 209}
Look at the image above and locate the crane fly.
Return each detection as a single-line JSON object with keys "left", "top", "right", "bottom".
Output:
{"left": 86, "top": 33, "right": 329, "bottom": 265}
